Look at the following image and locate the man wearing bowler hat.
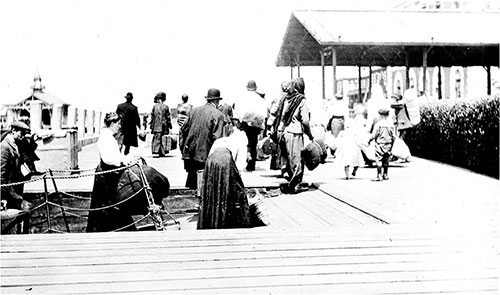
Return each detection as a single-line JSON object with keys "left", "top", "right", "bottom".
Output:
{"left": 116, "top": 92, "right": 140, "bottom": 155}
{"left": 180, "top": 88, "right": 226, "bottom": 189}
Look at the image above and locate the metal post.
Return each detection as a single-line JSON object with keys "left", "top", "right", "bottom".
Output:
{"left": 49, "top": 169, "right": 71, "bottom": 232}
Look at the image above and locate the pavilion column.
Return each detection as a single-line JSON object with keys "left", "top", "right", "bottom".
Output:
{"left": 67, "top": 106, "right": 77, "bottom": 128}
{"left": 358, "top": 66, "right": 362, "bottom": 103}
{"left": 77, "top": 108, "right": 86, "bottom": 139}
{"left": 30, "top": 100, "right": 43, "bottom": 132}
{"left": 486, "top": 66, "right": 491, "bottom": 95}
{"left": 422, "top": 48, "right": 428, "bottom": 93}
{"left": 405, "top": 50, "right": 410, "bottom": 89}
{"left": 321, "top": 48, "right": 325, "bottom": 100}
{"left": 51, "top": 103, "right": 63, "bottom": 130}
{"left": 331, "top": 46, "right": 337, "bottom": 96}
{"left": 368, "top": 66, "right": 372, "bottom": 98}
{"left": 438, "top": 67, "right": 443, "bottom": 100}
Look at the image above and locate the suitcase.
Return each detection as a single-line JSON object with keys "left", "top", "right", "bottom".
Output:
{"left": 162, "top": 134, "right": 178, "bottom": 152}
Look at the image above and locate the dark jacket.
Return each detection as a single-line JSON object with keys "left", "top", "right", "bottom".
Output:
{"left": 181, "top": 103, "right": 225, "bottom": 164}
{"left": 1, "top": 136, "right": 24, "bottom": 209}
{"left": 150, "top": 102, "right": 172, "bottom": 134}
{"left": 116, "top": 102, "right": 140, "bottom": 147}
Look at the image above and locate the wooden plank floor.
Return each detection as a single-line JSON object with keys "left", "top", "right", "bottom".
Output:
{"left": 1, "top": 225, "right": 497, "bottom": 294}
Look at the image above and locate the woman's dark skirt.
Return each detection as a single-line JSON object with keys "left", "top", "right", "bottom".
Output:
{"left": 197, "top": 148, "right": 251, "bottom": 229}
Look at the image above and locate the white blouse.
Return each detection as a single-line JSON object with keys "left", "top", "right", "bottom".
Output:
{"left": 96, "top": 128, "right": 126, "bottom": 167}
{"left": 209, "top": 128, "right": 248, "bottom": 172}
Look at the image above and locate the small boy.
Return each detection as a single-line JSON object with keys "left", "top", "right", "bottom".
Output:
{"left": 368, "top": 108, "right": 396, "bottom": 181}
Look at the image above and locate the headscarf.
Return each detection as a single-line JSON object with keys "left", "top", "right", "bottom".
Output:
{"left": 282, "top": 78, "right": 306, "bottom": 127}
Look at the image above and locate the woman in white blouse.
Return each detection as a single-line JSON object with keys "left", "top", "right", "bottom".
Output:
{"left": 87, "top": 112, "right": 137, "bottom": 232}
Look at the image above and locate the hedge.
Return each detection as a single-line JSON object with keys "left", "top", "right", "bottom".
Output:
{"left": 404, "top": 96, "right": 499, "bottom": 179}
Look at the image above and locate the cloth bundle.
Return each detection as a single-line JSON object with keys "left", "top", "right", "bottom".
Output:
{"left": 301, "top": 139, "right": 328, "bottom": 171}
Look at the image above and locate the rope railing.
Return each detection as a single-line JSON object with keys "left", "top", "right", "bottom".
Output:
{"left": 2, "top": 159, "right": 178, "bottom": 233}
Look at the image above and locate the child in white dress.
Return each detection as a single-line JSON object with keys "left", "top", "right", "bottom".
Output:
{"left": 335, "top": 119, "right": 365, "bottom": 179}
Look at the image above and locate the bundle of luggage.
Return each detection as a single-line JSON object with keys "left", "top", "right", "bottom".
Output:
{"left": 301, "top": 139, "right": 328, "bottom": 171}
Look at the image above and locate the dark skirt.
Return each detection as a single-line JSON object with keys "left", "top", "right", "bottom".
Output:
{"left": 86, "top": 162, "right": 137, "bottom": 232}
{"left": 197, "top": 148, "right": 251, "bottom": 229}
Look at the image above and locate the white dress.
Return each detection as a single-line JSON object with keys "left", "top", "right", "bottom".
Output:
{"left": 335, "top": 128, "right": 364, "bottom": 167}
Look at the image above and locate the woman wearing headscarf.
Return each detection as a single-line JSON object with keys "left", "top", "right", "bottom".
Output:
{"left": 274, "top": 77, "right": 314, "bottom": 194}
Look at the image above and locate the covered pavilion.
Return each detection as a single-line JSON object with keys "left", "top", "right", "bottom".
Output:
{"left": 276, "top": 9, "right": 499, "bottom": 99}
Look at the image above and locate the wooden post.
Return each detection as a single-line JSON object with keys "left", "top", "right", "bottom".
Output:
{"left": 321, "top": 48, "right": 325, "bottom": 100}
{"left": 368, "top": 66, "right": 372, "bottom": 99}
{"left": 332, "top": 47, "right": 337, "bottom": 96}
{"left": 423, "top": 48, "right": 428, "bottom": 93}
{"left": 438, "top": 67, "right": 442, "bottom": 100}
{"left": 405, "top": 50, "right": 410, "bottom": 90}
{"left": 358, "top": 66, "right": 362, "bottom": 103}
{"left": 486, "top": 66, "right": 491, "bottom": 95}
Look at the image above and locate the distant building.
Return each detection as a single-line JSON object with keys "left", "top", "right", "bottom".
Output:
{"left": 1, "top": 70, "right": 69, "bottom": 130}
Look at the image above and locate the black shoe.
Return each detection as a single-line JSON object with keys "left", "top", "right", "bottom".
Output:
{"left": 382, "top": 175, "right": 389, "bottom": 180}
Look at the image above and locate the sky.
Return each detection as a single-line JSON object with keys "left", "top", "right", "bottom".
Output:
{"left": 0, "top": 0, "right": 398, "bottom": 113}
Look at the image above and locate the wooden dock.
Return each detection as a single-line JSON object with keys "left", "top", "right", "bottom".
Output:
{"left": 1, "top": 225, "right": 497, "bottom": 294}
{"left": 3, "top": 141, "right": 499, "bottom": 293}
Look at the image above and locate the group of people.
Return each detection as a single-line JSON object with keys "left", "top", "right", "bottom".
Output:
{"left": 328, "top": 82, "right": 419, "bottom": 182}
{"left": 1, "top": 77, "right": 419, "bottom": 234}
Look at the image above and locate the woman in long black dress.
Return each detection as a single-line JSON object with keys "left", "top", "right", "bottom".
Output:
{"left": 197, "top": 147, "right": 251, "bottom": 229}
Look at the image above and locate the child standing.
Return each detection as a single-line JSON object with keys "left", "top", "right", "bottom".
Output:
{"left": 369, "top": 108, "right": 396, "bottom": 181}
{"left": 335, "top": 119, "right": 364, "bottom": 179}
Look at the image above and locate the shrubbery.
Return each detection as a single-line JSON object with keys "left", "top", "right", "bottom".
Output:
{"left": 404, "top": 96, "right": 499, "bottom": 179}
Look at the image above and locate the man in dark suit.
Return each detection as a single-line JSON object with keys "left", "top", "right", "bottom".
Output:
{"left": 116, "top": 92, "right": 140, "bottom": 155}
{"left": 180, "top": 88, "right": 226, "bottom": 189}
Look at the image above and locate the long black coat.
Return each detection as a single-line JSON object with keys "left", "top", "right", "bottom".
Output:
{"left": 116, "top": 102, "right": 140, "bottom": 147}
{"left": 180, "top": 103, "right": 225, "bottom": 164}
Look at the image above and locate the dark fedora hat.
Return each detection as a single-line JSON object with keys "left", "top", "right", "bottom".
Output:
{"left": 124, "top": 92, "right": 133, "bottom": 100}
{"left": 205, "top": 88, "right": 223, "bottom": 100}
{"left": 246, "top": 80, "right": 257, "bottom": 91}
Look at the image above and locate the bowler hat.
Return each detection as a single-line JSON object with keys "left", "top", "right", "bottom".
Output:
{"left": 378, "top": 108, "right": 390, "bottom": 116}
{"left": 246, "top": 80, "right": 257, "bottom": 91}
{"left": 205, "top": 88, "right": 223, "bottom": 100}
{"left": 124, "top": 92, "right": 133, "bottom": 100}
{"left": 11, "top": 121, "right": 30, "bottom": 132}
